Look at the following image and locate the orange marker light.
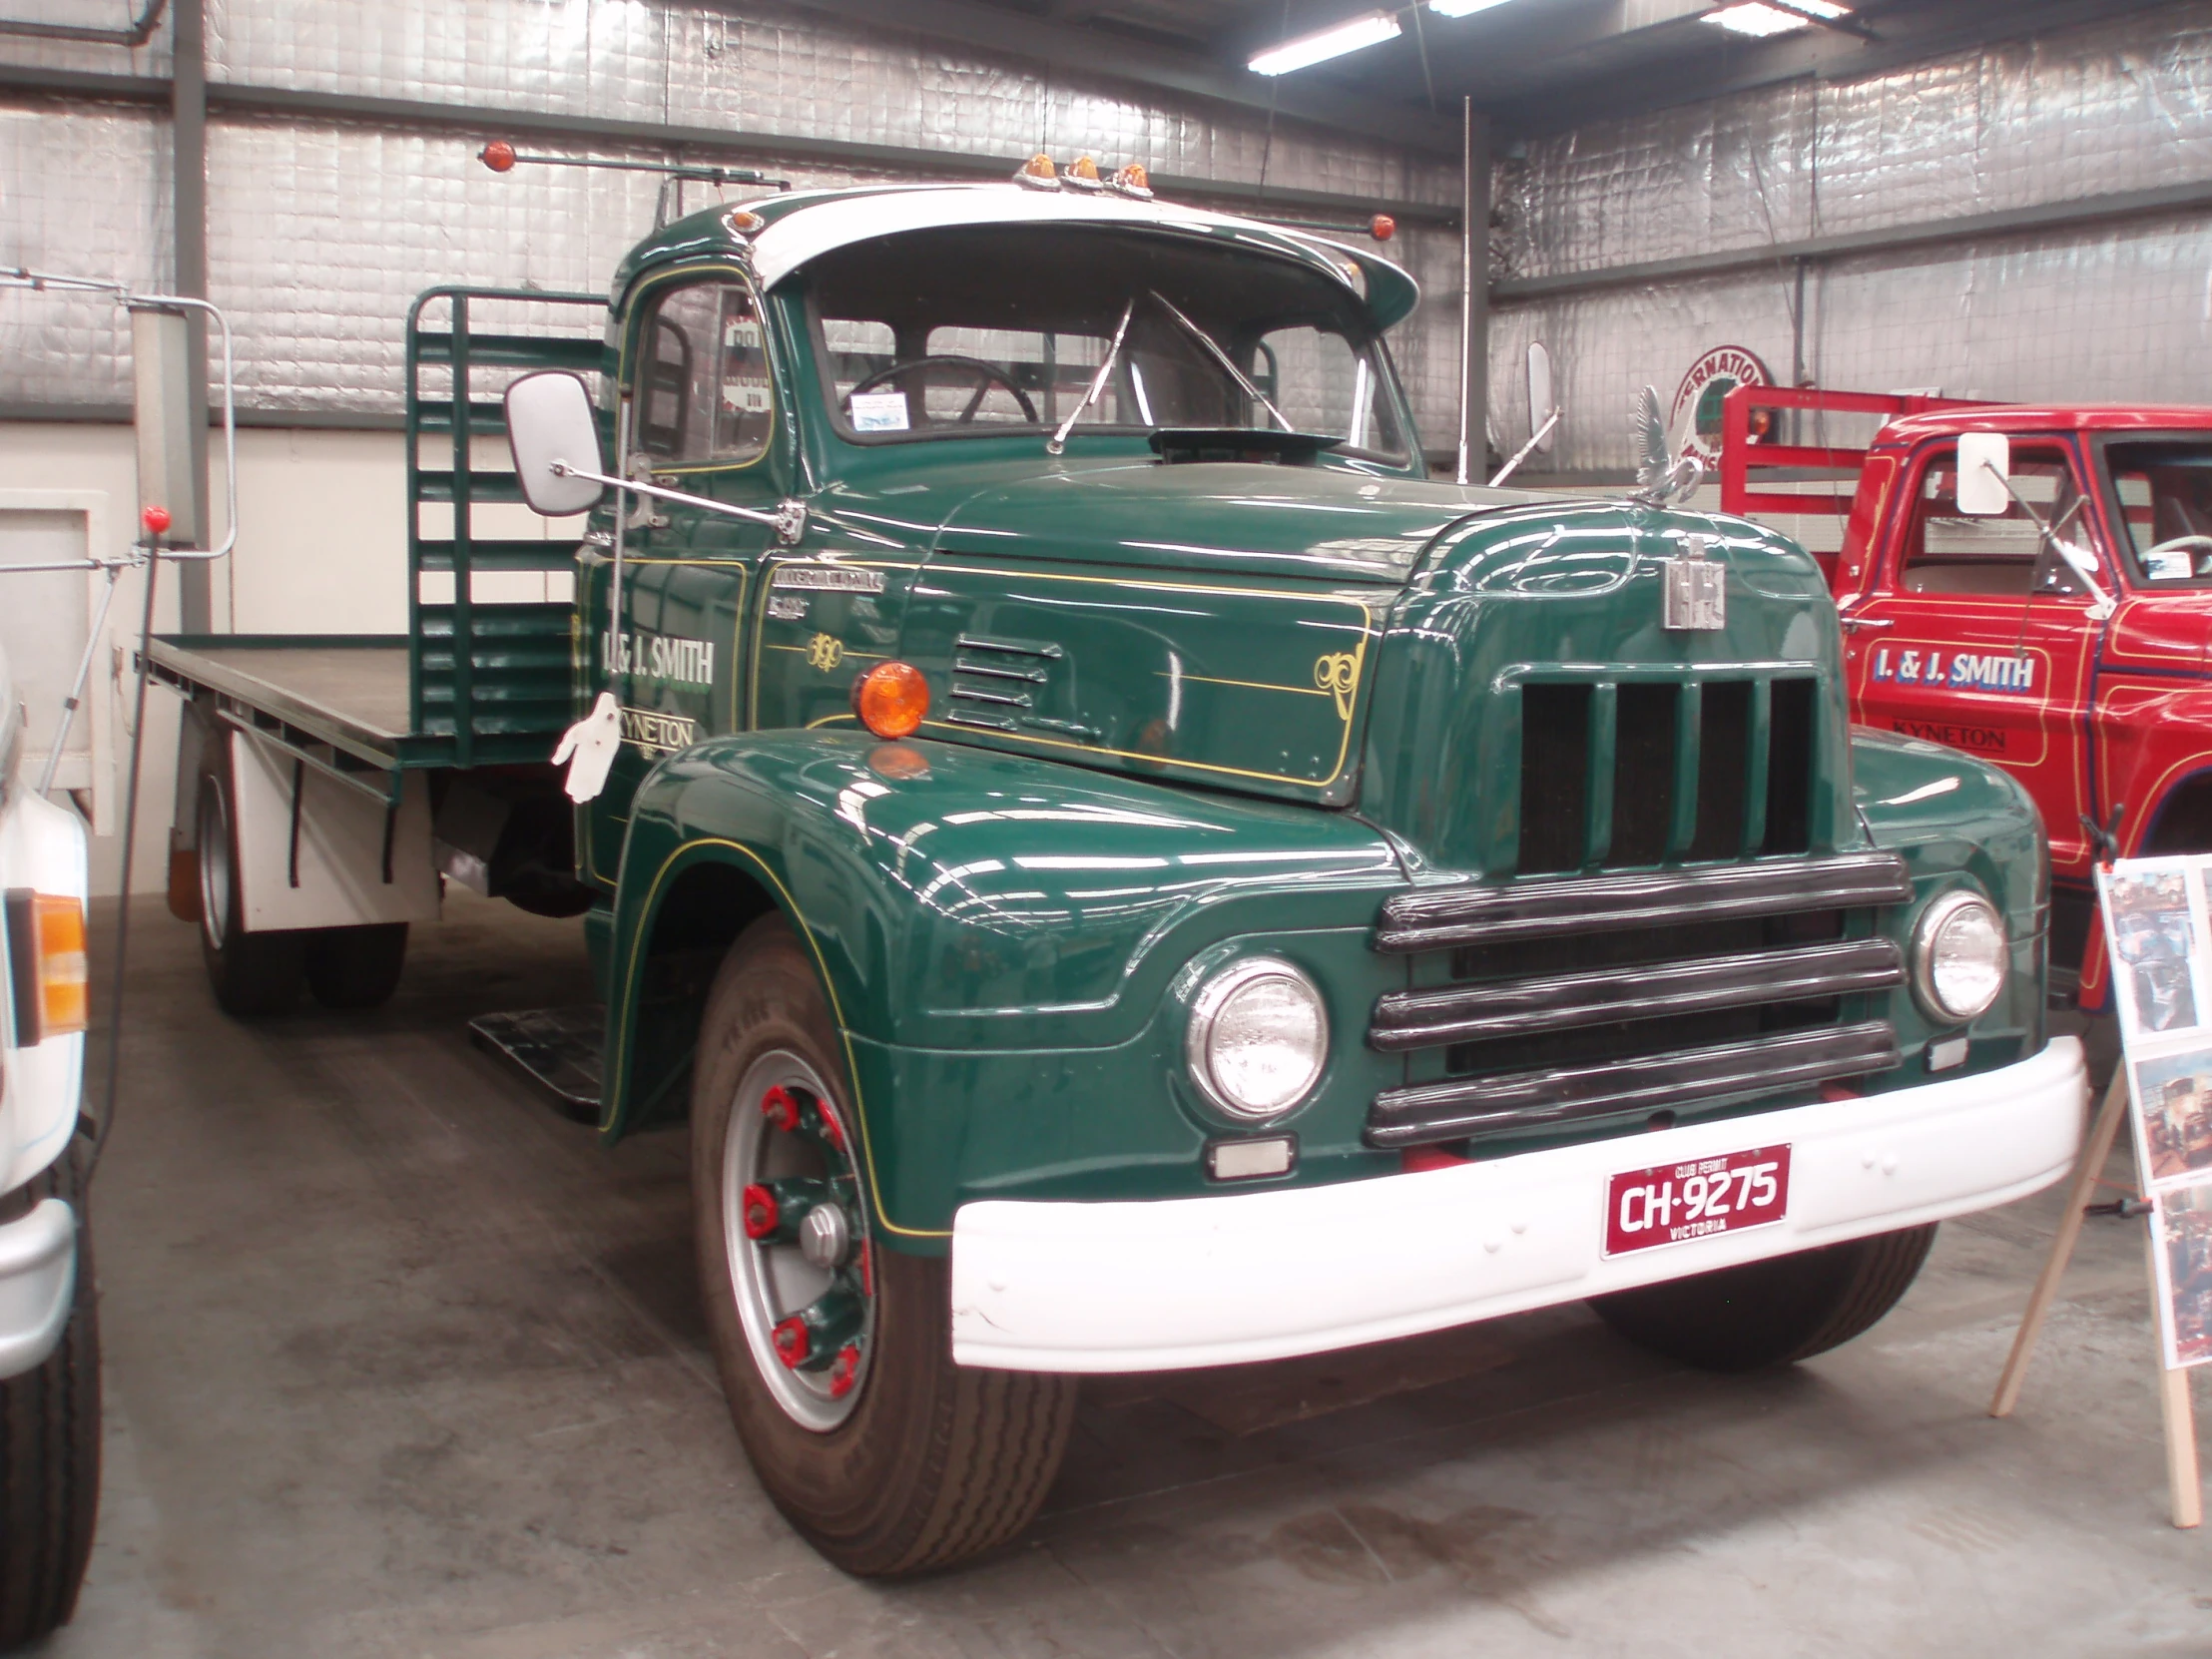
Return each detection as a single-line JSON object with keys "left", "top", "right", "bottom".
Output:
{"left": 1014, "top": 153, "right": 1060, "bottom": 190}
{"left": 34, "top": 895, "right": 87, "bottom": 1039}
{"left": 1111, "top": 163, "right": 1154, "bottom": 200}
{"left": 480, "top": 140, "right": 517, "bottom": 173}
{"left": 852, "top": 662, "right": 929, "bottom": 740}
{"left": 1370, "top": 213, "right": 1396, "bottom": 242}
{"left": 7, "top": 890, "right": 87, "bottom": 1046}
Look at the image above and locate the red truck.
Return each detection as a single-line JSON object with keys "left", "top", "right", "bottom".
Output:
{"left": 1724, "top": 386, "right": 2212, "bottom": 1007}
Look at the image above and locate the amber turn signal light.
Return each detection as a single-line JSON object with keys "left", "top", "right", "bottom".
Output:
{"left": 852, "top": 662, "right": 929, "bottom": 740}
{"left": 6, "top": 889, "right": 87, "bottom": 1047}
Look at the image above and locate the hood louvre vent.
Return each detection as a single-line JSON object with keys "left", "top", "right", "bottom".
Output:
{"left": 948, "top": 633, "right": 1095, "bottom": 740}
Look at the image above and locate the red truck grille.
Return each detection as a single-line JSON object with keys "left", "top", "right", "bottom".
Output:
{"left": 1516, "top": 675, "right": 1816, "bottom": 875}
{"left": 1364, "top": 853, "right": 1910, "bottom": 1151}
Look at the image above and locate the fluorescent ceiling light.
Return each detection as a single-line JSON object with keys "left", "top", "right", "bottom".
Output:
{"left": 1428, "top": 0, "right": 1514, "bottom": 15}
{"left": 1249, "top": 10, "right": 1402, "bottom": 75}
{"left": 1703, "top": 0, "right": 1847, "bottom": 37}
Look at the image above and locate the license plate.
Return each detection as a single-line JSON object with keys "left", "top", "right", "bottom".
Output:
{"left": 1603, "top": 1144, "right": 1792, "bottom": 1257}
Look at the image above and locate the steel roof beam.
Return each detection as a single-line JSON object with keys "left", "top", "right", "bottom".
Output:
{"left": 760, "top": 0, "right": 1463, "bottom": 154}
{"left": 1485, "top": 0, "right": 2181, "bottom": 136}
{"left": 0, "top": 64, "right": 1458, "bottom": 226}
{"left": 1493, "top": 173, "right": 2212, "bottom": 301}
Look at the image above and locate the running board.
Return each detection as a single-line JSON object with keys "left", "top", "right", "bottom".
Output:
{"left": 468, "top": 1006, "right": 604, "bottom": 1123}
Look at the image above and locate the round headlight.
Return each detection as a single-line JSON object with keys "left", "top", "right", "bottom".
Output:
{"left": 1186, "top": 956, "right": 1329, "bottom": 1120}
{"left": 1912, "top": 890, "right": 2007, "bottom": 1024}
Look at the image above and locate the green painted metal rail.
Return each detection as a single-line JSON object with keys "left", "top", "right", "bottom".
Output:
{"left": 404, "top": 285, "right": 608, "bottom": 768}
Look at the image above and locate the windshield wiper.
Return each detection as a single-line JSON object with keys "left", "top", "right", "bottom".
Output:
{"left": 1047, "top": 298, "right": 1136, "bottom": 456}
{"left": 1148, "top": 290, "right": 1292, "bottom": 433}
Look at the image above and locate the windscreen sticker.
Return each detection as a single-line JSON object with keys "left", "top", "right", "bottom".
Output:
{"left": 849, "top": 391, "right": 909, "bottom": 432}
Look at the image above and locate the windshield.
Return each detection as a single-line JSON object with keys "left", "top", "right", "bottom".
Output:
{"left": 2103, "top": 437, "right": 2212, "bottom": 587}
{"left": 805, "top": 224, "right": 1409, "bottom": 463}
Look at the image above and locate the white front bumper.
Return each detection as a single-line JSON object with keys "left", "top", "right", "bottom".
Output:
{"left": 0, "top": 1199, "right": 75, "bottom": 1381}
{"left": 950, "top": 1036, "right": 2086, "bottom": 1373}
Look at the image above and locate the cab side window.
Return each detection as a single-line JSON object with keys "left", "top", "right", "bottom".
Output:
{"left": 1898, "top": 444, "right": 2085, "bottom": 599}
{"left": 633, "top": 279, "right": 773, "bottom": 469}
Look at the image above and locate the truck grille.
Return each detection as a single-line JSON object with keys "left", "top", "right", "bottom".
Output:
{"left": 1517, "top": 675, "right": 1816, "bottom": 875}
{"left": 1365, "top": 852, "right": 1910, "bottom": 1151}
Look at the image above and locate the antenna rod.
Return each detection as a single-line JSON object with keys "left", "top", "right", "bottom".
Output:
{"left": 476, "top": 142, "right": 791, "bottom": 190}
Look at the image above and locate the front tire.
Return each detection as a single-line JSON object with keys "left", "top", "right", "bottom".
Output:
{"left": 1588, "top": 1224, "right": 1937, "bottom": 1373}
{"left": 691, "top": 915, "right": 1075, "bottom": 1576}
{"left": 196, "top": 734, "right": 306, "bottom": 1017}
{"left": 0, "top": 1145, "right": 101, "bottom": 1647}
{"left": 305, "top": 923, "right": 408, "bottom": 1009}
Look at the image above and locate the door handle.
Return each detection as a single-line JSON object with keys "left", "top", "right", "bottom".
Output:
{"left": 1839, "top": 616, "right": 1894, "bottom": 633}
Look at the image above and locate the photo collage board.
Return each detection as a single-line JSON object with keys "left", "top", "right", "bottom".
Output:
{"left": 2100, "top": 855, "right": 2212, "bottom": 1369}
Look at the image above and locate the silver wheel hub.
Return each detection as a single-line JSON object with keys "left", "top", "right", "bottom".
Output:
{"left": 800, "top": 1203, "right": 849, "bottom": 1270}
{"left": 721, "top": 1050, "right": 874, "bottom": 1432}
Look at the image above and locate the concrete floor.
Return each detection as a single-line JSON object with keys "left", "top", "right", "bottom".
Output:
{"left": 37, "top": 892, "right": 2212, "bottom": 1658}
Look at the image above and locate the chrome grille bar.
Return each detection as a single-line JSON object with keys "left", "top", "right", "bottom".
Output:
{"left": 1364, "top": 1021, "right": 1902, "bottom": 1150}
{"left": 1368, "top": 937, "right": 1904, "bottom": 1052}
{"left": 1373, "top": 850, "right": 1911, "bottom": 954}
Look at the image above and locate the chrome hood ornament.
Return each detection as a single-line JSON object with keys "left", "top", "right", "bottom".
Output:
{"left": 1629, "top": 384, "right": 1703, "bottom": 507}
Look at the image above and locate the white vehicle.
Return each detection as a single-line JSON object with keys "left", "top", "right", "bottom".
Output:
{"left": 0, "top": 642, "right": 98, "bottom": 1647}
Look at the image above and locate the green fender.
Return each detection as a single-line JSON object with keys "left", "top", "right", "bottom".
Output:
{"left": 602, "top": 729, "right": 1408, "bottom": 1239}
{"left": 1850, "top": 725, "right": 2049, "bottom": 1078}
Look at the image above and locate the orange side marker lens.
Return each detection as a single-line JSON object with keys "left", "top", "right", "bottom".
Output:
{"left": 35, "top": 895, "right": 88, "bottom": 1038}
{"left": 852, "top": 663, "right": 929, "bottom": 740}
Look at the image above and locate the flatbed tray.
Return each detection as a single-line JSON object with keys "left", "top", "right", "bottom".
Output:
{"left": 148, "top": 635, "right": 415, "bottom": 762}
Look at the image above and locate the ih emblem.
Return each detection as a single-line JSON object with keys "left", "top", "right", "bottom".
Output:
{"left": 807, "top": 632, "right": 844, "bottom": 672}
{"left": 1661, "top": 535, "right": 1725, "bottom": 631}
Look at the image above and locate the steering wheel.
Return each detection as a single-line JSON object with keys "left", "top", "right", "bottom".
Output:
{"left": 844, "top": 356, "right": 1038, "bottom": 425}
{"left": 2140, "top": 534, "right": 2212, "bottom": 575}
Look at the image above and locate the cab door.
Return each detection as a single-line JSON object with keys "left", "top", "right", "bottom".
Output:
{"left": 1844, "top": 436, "right": 2106, "bottom": 876}
{"left": 579, "top": 268, "right": 782, "bottom": 895}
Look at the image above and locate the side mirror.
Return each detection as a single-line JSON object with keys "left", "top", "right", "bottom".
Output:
{"left": 1527, "top": 342, "right": 1556, "bottom": 454}
{"left": 504, "top": 370, "right": 607, "bottom": 517}
{"left": 1955, "top": 431, "right": 2011, "bottom": 516}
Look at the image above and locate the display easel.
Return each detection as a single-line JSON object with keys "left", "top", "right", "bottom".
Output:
{"left": 1990, "top": 1068, "right": 2203, "bottom": 1527}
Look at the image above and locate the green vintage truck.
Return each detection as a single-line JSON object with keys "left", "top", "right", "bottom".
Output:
{"left": 149, "top": 176, "right": 2087, "bottom": 1575}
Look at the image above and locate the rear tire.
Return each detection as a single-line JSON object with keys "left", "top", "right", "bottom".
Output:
{"left": 195, "top": 734, "right": 306, "bottom": 1017}
{"left": 305, "top": 923, "right": 408, "bottom": 1009}
{"left": 691, "top": 914, "right": 1076, "bottom": 1576}
{"left": 0, "top": 1144, "right": 102, "bottom": 1647}
{"left": 1588, "top": 1224, "right": 1937, "bottom": 1373}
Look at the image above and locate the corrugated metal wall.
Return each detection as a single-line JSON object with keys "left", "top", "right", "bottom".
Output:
{"left": 9, "top": 2, "right": 2209, "bottom": 473}
{"left": 0, "top": 0, "right": 1465, "bottom": 440}
{"left": 1490, "top": 3, "right": 2212, "bottom": 474}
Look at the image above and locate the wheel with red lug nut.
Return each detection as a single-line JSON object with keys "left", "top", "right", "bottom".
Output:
{"left": 692, "top": 914, "right": 1076, "bottom": 1576}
